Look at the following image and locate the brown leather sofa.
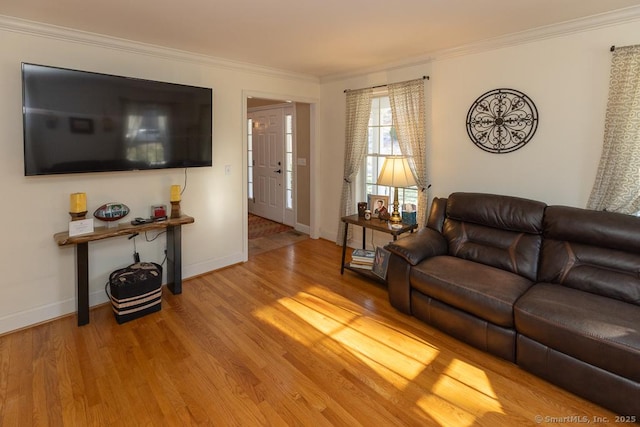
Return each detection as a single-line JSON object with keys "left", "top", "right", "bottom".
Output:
{"left": 385, "top": 192, "right": 640, "bottom": 416}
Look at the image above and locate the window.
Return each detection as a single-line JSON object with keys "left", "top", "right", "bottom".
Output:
{"left": 285, "top": 113, "right": 294, "bottom": 210}
{"left": 247, "top": 118, "right": 253, "bottom": 200}
{"left": 364, "top": 95, "right": 418, "bottom": 207}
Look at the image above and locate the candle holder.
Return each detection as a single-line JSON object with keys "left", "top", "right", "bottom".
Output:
{"left": 69, "top": 211, "right": 88, "bottom": 221}
{"left": 170, "top": 201, "right": 181, "bottom": 219}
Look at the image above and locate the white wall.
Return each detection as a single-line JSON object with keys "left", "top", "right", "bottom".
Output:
{"left": 2, "top": 12, "right": 639, "bottom": 334}
{"left": 317, "top": 16, "right": 640, "bottom": 244}
{"left": 0, "top": 19, "right": 319, "bottom": 333}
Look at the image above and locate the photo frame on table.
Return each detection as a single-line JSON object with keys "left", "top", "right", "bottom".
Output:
{"left": 372, "top": 247, "right": 391, "bottom": 280}
{"left": 367, "top": 194, "right": 389, "bottom": 218}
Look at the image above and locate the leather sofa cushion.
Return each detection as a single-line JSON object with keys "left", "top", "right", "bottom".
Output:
{"left": 515, "top": 283, "right": 640, "bottom": 382}
{"left": 410, "top": 256, "right": 534, "bottom": 328}
{"left": 386, "top": 227, "right": 448, "bottom": 266}
{"left": 540, "top": 206, "right": 640, "bottom": 306}
{"left": 426, "top": 197, "right": 447, "bottom": 232}
{"left": 544, "top": 205, "right": 640, "bottom": 253}
{"left": 443, "top": 193, "right": 546, "bottom": 281}
{"left": 446, "top": 192, "right": 546, "bottom": 234}
{"left": 443, "top": 220, "right": 542, "bottom": 281}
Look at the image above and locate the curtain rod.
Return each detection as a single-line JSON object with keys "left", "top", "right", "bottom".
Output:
{"left": 610, "top": 44, "right": 639, "bottom": 52}
{"left": 343, "top": 75, "right": 429, "bottom": 93}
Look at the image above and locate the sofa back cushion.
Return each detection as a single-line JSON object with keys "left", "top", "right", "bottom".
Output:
{"left": 427, "top": 197, "right": 447, "bottom": 232}
{"left": 442, "top": 193, "right": 546, "bottom": 281}
{"left": 539, "top": 206, "right": 640, "bottom": 306}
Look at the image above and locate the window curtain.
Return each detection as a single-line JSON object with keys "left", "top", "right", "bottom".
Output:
{"left": 336, "top": 88, "right": 373, "bottom": 245}
{"left": 587, "top": 45, "right": 640, "bottom": 215}
{"left": 389, "top": 78, "right": 428, "bottom": 226}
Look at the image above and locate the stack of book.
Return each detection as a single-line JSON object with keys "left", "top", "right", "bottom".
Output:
{"left": 350, "top": 249, "right": 375, "bottom": 270}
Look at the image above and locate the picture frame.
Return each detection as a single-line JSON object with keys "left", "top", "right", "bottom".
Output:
{"left": 69, "top": 117, "right": 94, "bottom": 134}
{"left": 367, "top": 194, "right": 389, "bottom": 218}
{"left": 372, "top": 246, "right": 391, "bottom": 280}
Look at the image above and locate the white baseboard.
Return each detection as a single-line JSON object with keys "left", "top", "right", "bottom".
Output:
{"left": 0, "top": 252, "right": 245, "bottom": 335}
{"left": 295, "top": 223, "right": 310, "bottom": 235}
{"left": 0, "top": 298, "right": 76, "bottom": 335}
{"left": 182, "top": 252, "right": 245, "bottom": 279}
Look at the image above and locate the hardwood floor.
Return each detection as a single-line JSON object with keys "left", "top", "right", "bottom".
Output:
{"left": 248, "top": 229, "right": 309, "bottom": 257}
{"left": 0, "top": 238, "right": 616, "bottom": 426}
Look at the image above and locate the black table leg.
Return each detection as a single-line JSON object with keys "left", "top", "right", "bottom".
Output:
{"left": 166, "top": 225, "right": 182, "bottom": 294}
{"left": 340, "top": 222, "right": 349, "bottom": 274}
{"left": 76, "top": 242, "right": 89, "bottom": 326}
{"left": 362, "top": 227, "right": 366, "bottom": 249}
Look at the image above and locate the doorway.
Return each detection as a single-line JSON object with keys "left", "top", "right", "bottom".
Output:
{"left": 246, "top": 98, "right": 312, "bottom": 255}
{"left": 248, "top": 105, "right": 291, "bottom": 224}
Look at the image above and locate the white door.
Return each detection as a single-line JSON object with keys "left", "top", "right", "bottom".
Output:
{"left": 249, "top": 109, "right": 285, "bottom": 223}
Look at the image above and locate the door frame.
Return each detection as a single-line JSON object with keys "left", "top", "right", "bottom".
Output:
{"left": 241, "top": 90, "right": 319, "bottom": 262}
{"left": 247, "top": 104, "right": 293, "bottom": 225}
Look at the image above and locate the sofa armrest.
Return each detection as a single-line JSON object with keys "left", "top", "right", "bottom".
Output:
{"left": 387, "top": 254, "right": 412, "bottom": 313}
{"left": 385, "top": 227, "right": 448, "bottom": 266}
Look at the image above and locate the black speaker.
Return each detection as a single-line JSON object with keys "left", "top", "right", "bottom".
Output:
{"left": 358, "top": 202, "right": 368, "bottom": 217}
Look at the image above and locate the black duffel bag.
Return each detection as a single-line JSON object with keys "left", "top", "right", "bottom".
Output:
{"left": 106, "top": 262, "right": 162, "bottom": 324}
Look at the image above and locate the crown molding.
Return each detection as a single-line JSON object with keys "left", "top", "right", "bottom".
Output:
{"left": 430, "top": 5, "right": 640, "bottom": 61}
{"left": 320, "top": 5, "right": 640, "bottom": 83}
{"left": 0, "top": 14, "right": 319, "bottom": 84}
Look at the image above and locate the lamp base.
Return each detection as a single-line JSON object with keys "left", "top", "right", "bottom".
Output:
{"left": 390, "top": 187, "right": 402, "bottom": 223}
{"left": 170, "top": 201, "right": 181, "bottom": 219}
{"left": 69, "top": 211, "right": 87, "bottom": 221}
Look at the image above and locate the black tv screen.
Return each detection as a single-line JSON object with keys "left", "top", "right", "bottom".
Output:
{"left": 22, "top": 63, "right": 212, "bottom": 175}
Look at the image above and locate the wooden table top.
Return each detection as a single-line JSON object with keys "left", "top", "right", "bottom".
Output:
{"left": 54, "top": 215, "right": 195, "bottom": 246}
{"left": 341, "top": 214, "right": 418, "bottom": 235}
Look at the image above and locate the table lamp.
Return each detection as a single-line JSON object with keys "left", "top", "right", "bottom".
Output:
{"left": 376, "top": 156, "right": 416, "bottom": 223}
{"left": 170, "top": 185, "right": 181, "bottom": 218}
{"left": 69, "top": 192, "right": 87, "bottom": 221}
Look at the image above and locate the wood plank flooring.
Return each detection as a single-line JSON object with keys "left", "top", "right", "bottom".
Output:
{"left": 0, "top": 238, "right": 617, "bottom": 426}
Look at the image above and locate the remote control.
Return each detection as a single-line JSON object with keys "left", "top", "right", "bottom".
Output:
{"left": 131, "top": 217, "right": 154, "bottom": 225}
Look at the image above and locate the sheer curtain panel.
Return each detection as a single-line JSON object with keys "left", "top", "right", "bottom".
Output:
{"left": 337, "top": 88, "right": 373, "bottom": 245}
{"left": 389, "top": 78, "right": 428, "bottom": 226}
{"left": 587, "top": 45, "right": 640, "bottom": 215}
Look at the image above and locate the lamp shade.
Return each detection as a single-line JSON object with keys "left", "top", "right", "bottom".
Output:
{"left": 170, "top": 185, "right": 181, "bottom": 202}
{"left": 69, "top": 192, "right": 87, "bottom": 213}
{"left": 377, "top": 156, "right": 416, "bottom": 188}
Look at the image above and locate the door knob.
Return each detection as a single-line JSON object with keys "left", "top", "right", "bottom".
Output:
{"left": 274, "top": 169, "right": 282, "bottom": 174}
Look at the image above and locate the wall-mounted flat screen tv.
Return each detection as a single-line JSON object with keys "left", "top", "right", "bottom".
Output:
{"left": 22, "top": 63, "right": 212, "bottom": 176}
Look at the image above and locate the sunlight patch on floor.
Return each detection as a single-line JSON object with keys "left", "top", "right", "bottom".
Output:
{"left": 254, "top": 291, "right": 441, "bottom": 383}
{"left": 250, "top": 289, "right": 512, "bottom": 426}
{"left": 429, "top": 359, "right": 504, "bottom": 420}
{"left": 443, "top": 359, "right": 499, "bottom": 399}
{"left": 416, "top": 394, "right": 479, "bottom": 426}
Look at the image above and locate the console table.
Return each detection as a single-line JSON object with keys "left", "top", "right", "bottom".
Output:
{"left": 54, "top": 214, "right": 195, "bottom": 326}
{"left": 340, "top": 214, "right": 418, "bottom": 280}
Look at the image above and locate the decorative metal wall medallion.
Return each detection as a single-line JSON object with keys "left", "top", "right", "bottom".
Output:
{"left": 466, "top": 88, "right": 539, "bottom": 153}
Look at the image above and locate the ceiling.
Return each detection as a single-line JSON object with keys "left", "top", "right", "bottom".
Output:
{"left": 2, "top": 0, "right": 640, "bottom": 78}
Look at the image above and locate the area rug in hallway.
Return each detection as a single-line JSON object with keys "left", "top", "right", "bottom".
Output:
{"left": 248, "top": 214, "right": 293, "bottom": 239}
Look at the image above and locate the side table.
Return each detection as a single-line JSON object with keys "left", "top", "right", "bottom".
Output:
{"left": 340, "top": 214, "right": 418, "bottom": 280}
{"left": 54, "top": 214, "right": 195, "bottom": 326}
